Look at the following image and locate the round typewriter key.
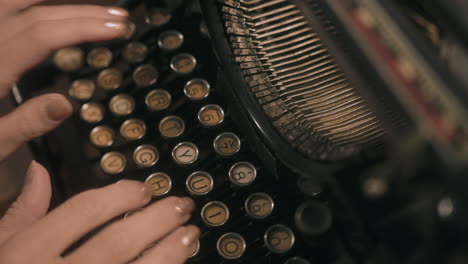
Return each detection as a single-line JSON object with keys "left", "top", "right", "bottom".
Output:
{"left": 172, "top": 142, "right": 198, "bottom": 165}
{"left": 214, "top": 132, "right": 241, "bottom": 156}
{"left": 100, "top": 151, "right": 126, "bottom": 174}
{"left": 159, "top": 115, "right": 185, "bottom": 138}
{"left": 109, "top": 94, "right": 135, "bottom": 116}
{"left": 133, "top": 64, "right": 158, "bottom": 87}
{"left": 69, "top": 79, "right": 95, "bottom": 101}
{"left": 80, "top": 102, "right": 104, "bottom": 123}
{"left": 147, "top": 8, "right": 171, "bottom": 26}
{"left": 186, "top": 171, "right": 214, "bottom": 196}
{"left": 123, "top": 208, "right": 143, "bottom": 219}
{"left": 89, "top": 126, "right": 114, "bottom": 147}
{"left": 229, "top": 162, "right": 256, "bottom": 186}
{"left": 158, "top": 30, "right": 184, "bottom": 51}
{"left": 87, "top": 47, "right": 112, "bottom": 68}
{"left": 170, "top": 53, "right": 197, "bottom": 75}
{"left": 145, "top": 172, "right": 171, "bottom": 196}
{"left": 133, "top": 145, "right": 159, "bottom": 168}
{"left": 123, "top": 21, "right": 136, "bottom": 39}
{"left": 198, "top": 104, "right": 224, "bottom": 127}
{"left": 264, "top": 225, "right": 295, "bottom": 254}
{"left": 189, "top": 240, "right": 200, "bottom": 258}
{"left": 97, "top": 68, "right": 122, "bottom": 90}
{"left": 123, "top": 42, "right": 147, "bottom": 63}
{"left": 145, "top": 89, "right": 171, "bottom": 111}
{"left": 201, "top": 201, "right": 229, "bottom": 227}
{"left": 184, "top": 79, "right": 210, "bottom": 100}
{"left": 245, "top": 193, "right": 274, "bottom": 219}
{"left": 285, "top": 257, "right": 310, "bottom": 264}
{"left": 216, "top": 233, "right": 246, "bottom": 260}
{"left": 120, "top": 119, "right": 146, "bottom": 140}
{"left": 53, "top": 47, "right": 84, "bottom": 72}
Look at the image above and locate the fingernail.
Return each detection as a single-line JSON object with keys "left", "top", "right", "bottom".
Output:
{"left": 141, "top": 182, "right": 153, "bottom": 202}
{"left": 175, "top": 197, "right": 195, "bottom": 215}
{"left": 25, "top": 160, "right": 38, "bottom": 186}
{"left": 108, "top": 8, "right": 129, "bottom": 17}
{"left": 105, "top": 21, "right": 127, "bottom": 31}
{"left": 105, "top": 21, "right": 134, "bottom": 38}
{"left": 181, "top": 227, "right": 200, "bottom": 256}
{"left": 45, "top": 96, "right": 72, "bottom": 121}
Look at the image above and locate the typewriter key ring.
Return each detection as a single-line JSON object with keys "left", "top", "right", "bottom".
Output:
{"left": 172, "top": 142, "right": 199, "bottom": 165}
{"left": 69, "top": 79, "right": 95, "bottom": 101}
{"left": 184, "top": 79, "right": 210, "bottom": 100}
{"left": 201, "top": 201, "right": 229, "bottom": 227}
{"left": 145, "top": 172, "right": 172, "bottom": 197}
{"left": 53, "top": 47, "right": 84, "bottom": 72}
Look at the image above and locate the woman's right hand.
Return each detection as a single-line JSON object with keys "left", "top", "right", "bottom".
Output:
{"left": 0, "top": 162, "right": 200, "bottom": 264}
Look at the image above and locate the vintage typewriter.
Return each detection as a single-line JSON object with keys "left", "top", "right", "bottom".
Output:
{"left": 15, "top": 0, "right": 468, "bottom": 263}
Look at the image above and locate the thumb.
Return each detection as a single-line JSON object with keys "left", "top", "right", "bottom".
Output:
{"left": 0, "top": 161, "right": 51, "bottom": 244}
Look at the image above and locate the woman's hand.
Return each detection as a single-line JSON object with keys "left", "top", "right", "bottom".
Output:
{"left": 0, "top": 0, "right": 132, "bottom": 161}
{"left": 0, "top": 162, "right": 200, "bottom": 264}
{"left": 0, "top": 1, "right": 201, "bottom": 263}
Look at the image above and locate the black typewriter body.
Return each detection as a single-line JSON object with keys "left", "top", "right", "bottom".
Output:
{"left": 15, "top": 0, "right": 468, "bottom": 263}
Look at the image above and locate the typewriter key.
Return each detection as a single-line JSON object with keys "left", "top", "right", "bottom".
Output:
{"left": 97, "top": 68, "right": 123, "bottom": 90}
{"left": 214, "top": 132, "right": 241, "bottom": 156}
{"left": 123, "top": 42, "right": 147, "bottom": 63}
{"left": 172, "top": 142, "right": 199, "bottom": 165}
{"left": 109, "top": 94, "right": 135, "bottom": 116}
{"left": 245, "top": 193, "right": 274, "bottom": 219}
{"left": 145, "top": 172, "right": 171, "bottom": 196}
{"left": 158, "top": 30, "right": 184, "bottom": 51}
{"left": 100, "top": 151, "right": 126, "bottom": 174}
{"left": 159, "top": 116, "right": 185, "bottom": 138}
{"left": 145, "top": 89, "right": 171, "bottom": 111}
{"left": 133, "top": 64, "right": 158, "bottom": 87}
{"left": 133, "top": 145, "right": 159, "bottom": 168}
{"left": 123, "top": 21, "right": 136, "bottom": 39}
{"left": 216, "top": 233, "right": 246, "bottom": 260}
{"left": 184, "top": 79, "right": 210, "bottom": 100}
{"left": 198, "top": 104, "right": 224, "bottom": 127}
{"left": 229, "top": 162, "right": 256, "bottom": 186}
{"left": 170, "top": 53, "right": 197, "bottom": 75}
{"left": 201, "top": 201, "right": 229, "bottom": 227}
{"left": 123, "top": 208, "right": 143, "bottom": 219}
{"left": 69, "top": 79, "right": 95, "bottom": 101}
{"left": 285, "top": 257, "right": 310, "bottom": 264}
{"left": 80, "top": 102, "right": 104, "bottom": 123}
{"left": 186, "top": 171, "right": 214, "bottom": 196}
{"left": 189, "top": 240, "right": 200, "bottom": 258}
{"left": 90, "top": 126, "right": 114, "bottom": 147}
{"left": 264, "top": 225, "right": 295, "bottom": 254}
{"left": 120, "top": 119, "right": 146, "bottom": 140}
{"left": 147, "top": 9, "right": 171, "bottom": 26}
{"left": 87, "top": 47, "right": 112, "bottom": 68}
{"left": 53, "top": 47, "right": 84, "bottom": 72}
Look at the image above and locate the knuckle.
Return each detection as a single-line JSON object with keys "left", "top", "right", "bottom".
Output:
{"left": 24, "top": 6, "right": 46, "bottom": 21}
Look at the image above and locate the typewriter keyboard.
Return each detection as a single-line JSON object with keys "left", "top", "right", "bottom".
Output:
{"left": 40, "top": 2, "right": 336, "bottom": 264}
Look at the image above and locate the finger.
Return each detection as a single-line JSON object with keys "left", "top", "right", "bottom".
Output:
{"left": 19, "top": 5, "right": 129, "bottom": 21}
{"left": 0, "top": 93, "right": 71, "bottom": 161}
{"left": 0, "top": 5, "right": 128, "bottom": 42}
{"left": 66, "top": 197, "right": 195, "bottom": 264}
{"left": 134, "top": 225, "right": 200, "bottom": 264}
{"left": 7, "top": 180, "right": 152, "bottom": 257}
{"left": 0, "top": 18, "right": 130, "bottom": 91}
{"left": 0, "top": 161, "right": 51, "bottom": 244}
